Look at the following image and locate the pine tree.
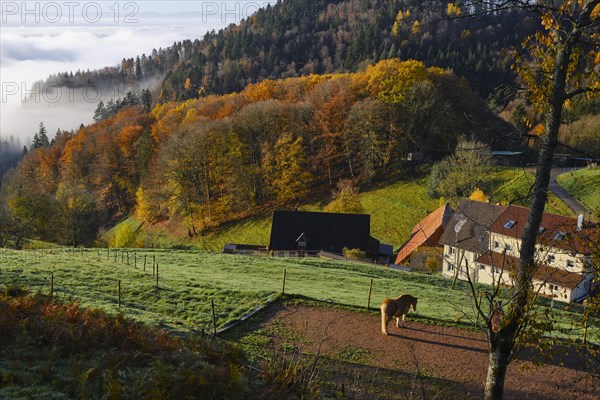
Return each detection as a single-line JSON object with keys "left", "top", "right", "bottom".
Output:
{"left": 32, "top": 122, "right": 49, "bottom": 149}
{"left": 93, "top": 101, "right": 106, "bottom": 122}
{"left": 122, "top": 91, "right": 139, "bottom": 106}
{"left": 141, "top": 89, "right": 152, "bottom": 112}
{"left": 135, "top": 55, "right": 142, "bottom": 79}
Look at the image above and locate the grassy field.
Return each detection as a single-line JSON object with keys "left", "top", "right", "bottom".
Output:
{"left": 489, "top": 168, "right": 574, "bottom": 216}
{"left": 557, "top": 167, "right": 600, "bottom": 214}
{"left": 198, "top": 174, "right": 440, "bottom": 251}
{"left": 1, "top": 247, "right": 594, "bottom": 343}
{"left": 107, "top": 167, "right": 574, "bottom": 253}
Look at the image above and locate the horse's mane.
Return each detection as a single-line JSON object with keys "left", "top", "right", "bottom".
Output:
{"left": 398, "top": 294, "right": 417, "bottom": 303}
{"left": 382, "top": 294, "right": 417, "bottom": 310}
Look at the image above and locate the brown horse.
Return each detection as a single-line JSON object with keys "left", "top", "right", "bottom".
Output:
{"left": 380, "top": 294, "right": 418, "bottom": 335}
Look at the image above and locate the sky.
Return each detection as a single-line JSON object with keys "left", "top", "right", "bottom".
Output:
{"left": 0, "top": 1, "right": 275, "bottom": 144}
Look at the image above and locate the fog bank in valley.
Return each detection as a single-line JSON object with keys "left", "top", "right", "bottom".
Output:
{"left": 1, "top": 1, "right": 275, "bottom": 143}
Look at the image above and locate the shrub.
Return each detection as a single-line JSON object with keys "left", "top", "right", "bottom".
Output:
{"left": 342, "top": 247, "right": 366, "bottom": 259}
{"left": 112, "top": 224, "right": 137, "bottom": 248}
{"left": 3, "top": 284, "right": 29, "bottom": 298}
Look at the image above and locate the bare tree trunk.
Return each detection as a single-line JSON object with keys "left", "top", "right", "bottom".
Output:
{"left": 483, "top": 10, "right": 582, "bottom": 399}
{"left": 484, "top": 333, "right": 512, "bottom": 400}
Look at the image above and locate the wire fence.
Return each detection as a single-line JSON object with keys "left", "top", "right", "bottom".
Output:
{"left": 0, "top": 245, "right": 597, "bottom": 345}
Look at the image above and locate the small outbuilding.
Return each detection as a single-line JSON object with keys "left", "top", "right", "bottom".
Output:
{"left": 395, "top": 202, "right": 454, "bottom": 270}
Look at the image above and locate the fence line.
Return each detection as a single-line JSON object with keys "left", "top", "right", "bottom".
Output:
{"left": 0, "top": 246, "right": 597, "bottom": 344}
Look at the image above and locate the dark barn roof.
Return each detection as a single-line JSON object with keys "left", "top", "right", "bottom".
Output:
{"left": 269, "top": 210, "right": 371, "bottom": 254}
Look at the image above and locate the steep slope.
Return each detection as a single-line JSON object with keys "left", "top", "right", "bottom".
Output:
{"left": 160, "top": 0, "right": 536, "bottom": 102}
{"left": 39, "top": 0, "right": 537, "bottom": 106}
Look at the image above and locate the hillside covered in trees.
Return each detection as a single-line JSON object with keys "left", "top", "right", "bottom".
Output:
{"left": 1, "top": 59, "right": 514, "bottom": 245}
{"left": 39, "top": 0, "right": 537, "bottom": 106}
{"left": 160, "top": 0, "right": 537, "bottom": 103}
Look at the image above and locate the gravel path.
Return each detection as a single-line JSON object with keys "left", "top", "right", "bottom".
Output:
{"left": 256, "top": 305, "right": 599, "bottom": 400}
{"left": 549, "top": 168, "right": 589, "bottom": 215}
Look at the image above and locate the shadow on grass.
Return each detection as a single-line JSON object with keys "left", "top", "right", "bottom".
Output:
{"left": 386, "top": 331, "right": 487, "bottom": 355}
{"left": 402, "top": 324, "right": 488, "bottom": 344}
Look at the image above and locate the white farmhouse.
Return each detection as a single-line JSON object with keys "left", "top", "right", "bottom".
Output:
{"left": 440, "top": 200, "right": 598, "bottom": 303}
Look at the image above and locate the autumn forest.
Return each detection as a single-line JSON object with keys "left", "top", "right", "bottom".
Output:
{"left": 1, "top": 0, "right": 598, "bottom": 247}
{"left": 3, "top": 58, "right": 514, "bottom": 245}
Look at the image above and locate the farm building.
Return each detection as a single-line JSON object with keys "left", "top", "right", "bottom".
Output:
{"left": 395, "top": 202, "right": 454, "bottom": 271}
{"left": 269, "top": 210, "right": 380, "bottom": 257}
{"left": 222, "top": 244, "right": 267, "bottom": 255}
{"left": 440, "top": 200, "right": 599, "bottom": 303}
{"left": 491, "top": 151, "right": 525, "bottom": 167}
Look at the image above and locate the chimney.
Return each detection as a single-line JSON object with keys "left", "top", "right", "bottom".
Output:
{"left": 577, "top": 214, "right": 584, "bottom": 231}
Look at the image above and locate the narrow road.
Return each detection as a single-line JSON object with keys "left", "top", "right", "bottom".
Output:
{"left": 549, "top": 168, "right": 589, "bottom": 216}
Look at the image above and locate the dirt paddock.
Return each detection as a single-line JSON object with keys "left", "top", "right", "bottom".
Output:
{"left": 251, "top": 304, "right": 599, "bottom": 399}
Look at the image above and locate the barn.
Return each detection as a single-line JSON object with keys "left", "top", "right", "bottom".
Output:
{"left": 268, "top": 210, "right": 373, "bottom": 255}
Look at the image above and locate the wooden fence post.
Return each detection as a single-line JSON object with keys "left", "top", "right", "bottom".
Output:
{"left": 144, "top": 255, "right": 147, "bottom": 271}
{"left": 50, "top": 273, "right": 54, "bottom": 298}
{"left": 134, "top": 253, "right": 137, "bottom": 268}
{"left": 282, "top": 269, "right": 287, "bottom": 294}
{"left": 118, "top": 280, "right": 121, "bottom": 307}
{"left": 156, "top": 264, "right": 159, "bottom": 287}
{"left": 211, "top": 299, "right": 217, "bottom": 335}
{"left": 367, "top": 279, "right": 373, "bottom": 309}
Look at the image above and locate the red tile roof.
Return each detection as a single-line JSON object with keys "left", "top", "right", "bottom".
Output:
{"left": 475, "top": 252, "right": 586, "bottom": 290}
{"left": 395, "top": 203, "right": 454, "bottom": 264}
{"left": 491, "top": 205, "right": 600, "bottom": 255}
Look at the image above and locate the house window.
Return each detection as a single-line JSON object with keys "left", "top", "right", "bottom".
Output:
{"left": 447, "top": 263, "right": 455, "bottom": 272}
{"left": 494, "top": 241, "right": 500, "bottom": 249}
{"left": 298, "top": 241, "right": 306, "bottom": 248}
{"left": 566, "top": 260, "right": 575, "bottom": 269}
{"left": 553, "top": 231, "right": 566, "bottom": 241}
{"left": 503, "top": 220, "right": 516, "bottom": 229}
{"left": 479, "top": 264, "right": 486, "bottom": 271}
{"left": 493, "top": 267, "right": 500, "bottom": 274}
{"left": 450, "top": 247, "right": 456, "bottom": 255}
{"left": 547, "top": 255, "right": 556, "bottom": 265}
{"left": 538, "top": 226, "right": 545, "bottom": 234}
{"left": 505, "top": 244, "right": 512, "bottom": 251}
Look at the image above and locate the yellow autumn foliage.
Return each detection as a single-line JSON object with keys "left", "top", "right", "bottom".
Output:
{"left": 359, "top": 58, "right": 430, "bottom": 103}
{"left": 411, "top": 20, "right": 422, "bottom": 36}
{"left": 469, "top": 188, "right": 487, "bottom": 203}
{"left": 447, "top": 3, "right": 462, "bottom": 17}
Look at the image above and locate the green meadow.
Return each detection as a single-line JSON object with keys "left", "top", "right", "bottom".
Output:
{"left": 107, "top": 167, "right": 574, "bottom": 253}
{"left": 1, "top": 247, "right": 594, "bottom": 343}
{"left": 557, "top": 167, "right": 600, "bottom": 214}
